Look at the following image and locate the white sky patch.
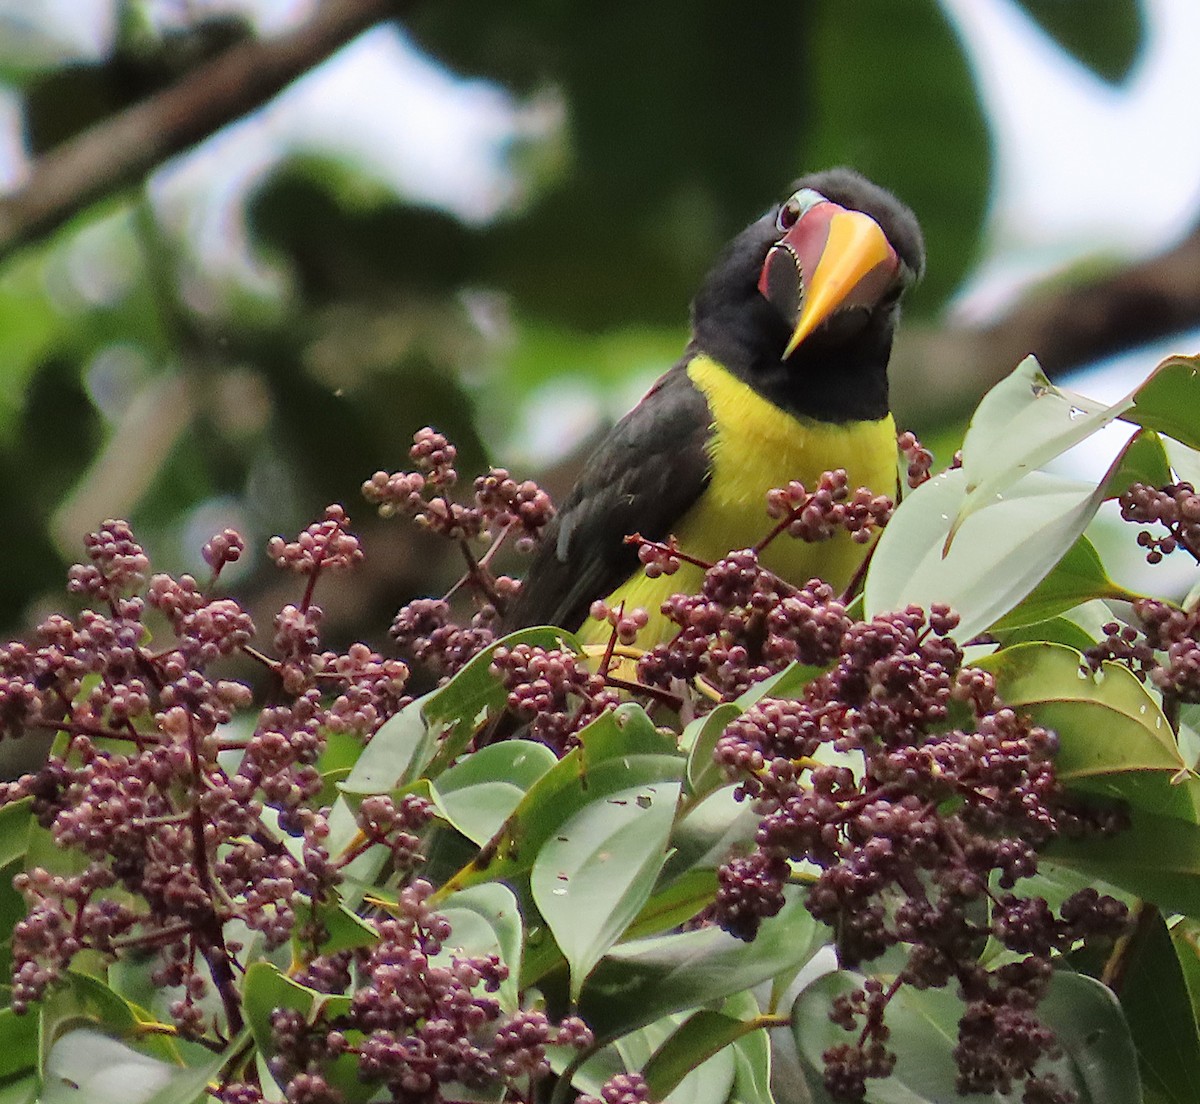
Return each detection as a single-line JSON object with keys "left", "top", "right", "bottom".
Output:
{"left": 0, "top": 0, "right": 115, "bottom": 65}
{"left": 941, "top": 0, "right": 1200, "bottom": 322}
{"left": 149, "top": 25, "right": 556, "bottom": 285}
{"left": 146, "top": 0, "right": 317, "bottom": 35}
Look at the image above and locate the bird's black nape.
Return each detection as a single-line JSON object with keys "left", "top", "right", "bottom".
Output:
{"left": 689, "top": 168, "right": 924, "bottom": 424}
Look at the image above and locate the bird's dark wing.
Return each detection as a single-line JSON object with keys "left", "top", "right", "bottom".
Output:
{"left": 506, "top": 358, "right": 713, "bottom": 632}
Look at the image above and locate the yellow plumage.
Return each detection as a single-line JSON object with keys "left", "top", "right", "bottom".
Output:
{"left": 579, "top": 354, "right": 897, "bottom": 645}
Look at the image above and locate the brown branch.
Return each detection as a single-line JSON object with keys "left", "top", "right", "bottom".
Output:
{"left": 0, "top": 0, "right": 405, "bottom": 260}
{"left": 892, "top": 219, "right": 1200, "bottom": 429}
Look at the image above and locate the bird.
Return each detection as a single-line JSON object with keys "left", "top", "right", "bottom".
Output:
{"left": 506, "top": 168, "right": 925, "bottom": 647}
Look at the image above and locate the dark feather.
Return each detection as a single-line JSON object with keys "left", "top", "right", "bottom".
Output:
{"left": 505, "top": 360, "right": 712, "bottom": 632}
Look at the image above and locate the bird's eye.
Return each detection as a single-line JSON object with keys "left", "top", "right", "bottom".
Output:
{"left": 776, "top": 188, "right": 826, "bottom": 232}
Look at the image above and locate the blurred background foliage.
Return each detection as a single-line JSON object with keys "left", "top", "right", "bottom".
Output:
{"left": 0, "top": 0, "right": 1170, "bottom": 648}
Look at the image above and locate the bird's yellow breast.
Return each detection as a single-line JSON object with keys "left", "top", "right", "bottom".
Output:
{"left": 580, "top": 354, "right": 897, "bottom": 645}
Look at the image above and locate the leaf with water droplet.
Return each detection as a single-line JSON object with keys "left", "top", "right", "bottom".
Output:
{"left": 950, "top": 355, "right": 1127, "bottom": 540}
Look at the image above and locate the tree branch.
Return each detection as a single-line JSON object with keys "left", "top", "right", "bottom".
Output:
{"left": 0, "top": 0, "right": 405, "bottom": 259}
{"left": 891, "top": 219, "right": 1200, "bottom": 428}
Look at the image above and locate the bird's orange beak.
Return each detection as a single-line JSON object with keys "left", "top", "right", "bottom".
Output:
{"left": 758, "top": 202, "right": 900, "bottom": 359}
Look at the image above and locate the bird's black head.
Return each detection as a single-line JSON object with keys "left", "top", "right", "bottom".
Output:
{"left": 690, "top": 168, "right": 924, "bottom": 423}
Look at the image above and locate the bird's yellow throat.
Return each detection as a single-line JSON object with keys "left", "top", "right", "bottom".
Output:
{"left": 580, "top": 354, "right": 897, "bottom": 646}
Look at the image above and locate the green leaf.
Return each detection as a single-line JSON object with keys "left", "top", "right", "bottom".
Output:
{"left": 1046, "top": 808, "right": 1200, "bottom": 918}
{"left": 39, "top": 972, "right": 139, "bottom": 1075}
{"left": 420, "top": 627, "right": 583, "bottom": 781}
{"left": 42, "top": 1028, "right": 179, "bottom": 1104}
{"left": 623, "top": 870, "right": 718, "bottom": 942}
{"left": 340, "top": 627, "right": 575, "bottom": 795}
{"left": 616, "top": 1013, "right": 738, "bottom": 1104}
{"left": 683, "top": 704, "right": 740, "bottom": 799}
{"left": 1172, "top": 918, "right": 1200, "bottom": 1025}
{"left": 336, "top": 698, "right": 427, "bottom": 797}
{"left": 662, "top": 787, "right": 757, "bottom": 882}
{"left": 866, "top": 467, "right": 1107, "bottom": 642}
{"left": 991, "top": 614, "right": 1105, "bottom": 652}
{"left": 532, "top": 779, "right": 681, "bottom": 1001}
{"left": 0, "top": 1008, "right": 38, "bottom": 1081}
{"left": 1118, "top": 910, "right": 1200, "bottom": 1104}
{"left": 0, "top": 798, "right": 32, "bottom": 869}
{"left": 0, "top": 1074, "right": 37, "bottom": 1104}
{"left": 1128, "top": 355, "right": 1200, "bottom": 451}
{"left": 1107, "top": 428, "right": 1174, "bottom": 492}
{"left": 1016, "top": 0, "right": 1143, "bottom": 83}
{"left": 438, "top": 705, "right": 682, "bottom": 896}
{"left": 579, "top": 888, "right": 824, "bottom": 1042}
{"left": 729, "top": 1006, "right": 774, "bottom": 1104}
{"left": 140, "top": 1029, "right": 252, "bottom": 1104}
{"left": 431, "top": 739, "right": 558, "bottom": 845}
{"left": 977, "top": 643, "right": 1180, "bottom": 776}
{"left": 642, "top": 1010, "right": 765, "bottom": 1102}
{"left": 735, "top": 662, "right": 823, "bottom": 707}
{"left": 990, "top": 534, "right": 1138, "bottom": 631}
{"left": 438, "top": 883, "right": 524, "bottom": 1014}
{"left": 297, "top": 899, "right": 378, "bottom": 956}
{"left": 792, "top": 971, "right": 1141, "bottom": 1103}
{"left": 975, "top": 642, "right": 1193, "bottom": 821}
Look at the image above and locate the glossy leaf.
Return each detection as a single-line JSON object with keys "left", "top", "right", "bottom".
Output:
{"left": 989, "top": 534, "right": 1137, "bottom": 631}
{"left": 683, "top": 703, "right": 740, "bottom": 799}
{"left": 141, "top": 1029, "right": 252, "bottom": 1104}
{"left": 242, "top": 963, "right": 367, "bottom": 1104}
{"left": 642, "top": 1010, "right": 764, "bottom": 1102}
{"left": 663, "top": 787, "right": 757, "bottom": 881}
{"left": 438, "top": 705, "right": 682, "bottom": 896}
{"left": 729, "top": 1006, "right": 774, "bottom": 1104}
{"left": 866, "top": 467, "right": 1103, "bottom": 642}
{"left": 957, "top": 355, "right": 1118, "bottom": 522}
{"left": 0, "top": 1008, "right": 37, "bottom": 1081}
{"left": 976, "top": 643, "right": 1182, "bottom": 782}
{"left": 1046, "top": 808, "right": 1200, "bottom": 918}
{"left": 0, "top": 797, "right": 31, "bottom": 868}
{"left": 297, "top": 899, "right": 378, "bottom": 956}
{"left": 623, "top": 869, "right": 718, "bottom": 942}
{"left": 1128, "top": 355, "right": 1200, "bottom": 451}
{"left": 1172, "top": 918, "right": 1200, "bottom": 1027}
{"left": 533, "top": 779, "right": 681, "bottom": 1000}
{"left": 579, "top": 889, "right": 824, "bottom": 1042}
{"left": 431, "top": 739, "right": 558, "bottom": 845}
{"left": 43, "top": 1029, "right": 176, "bottom": 1104}
{"left": 1118, "top": 910, "right": 1200, "bottom": 1104}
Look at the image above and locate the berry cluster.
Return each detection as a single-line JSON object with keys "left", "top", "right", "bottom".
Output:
{"left": 636, "top": 552, "right": 850, "bottom": 698}
{"left": 897, "top": 429, "right": 934, "bottom": 489}
{"left": 1134, "top": 598, "right": 1200, "bottom": 701}
{"left": 1083, "top": 620, "right": 1158, "bottom": 682}
{"left": 363, "top": 428, "right": 554, "bottom": 547}
{"left": 367, "top": 428, "right": 556, "bottom": 677}
{"left": 711, "top": 604, "right": 1128, "bottom": 1102}
{"left": 1119, "top": 480, "right": 1200, "bottom": 564}
{"left": 490, "top": 642, "right": 620, "bottom": 752}
{"left": 259, "top": 880, "right": 593, "bottom": 1104}
{"left": 763, "top": 469, "right": 893, "bottom": 547}
{"left": 578, "top": 1071, "right": 652, "bottom": 1104}
{"left": 0, "top": 512, "right": 412, "bottom": 1032}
